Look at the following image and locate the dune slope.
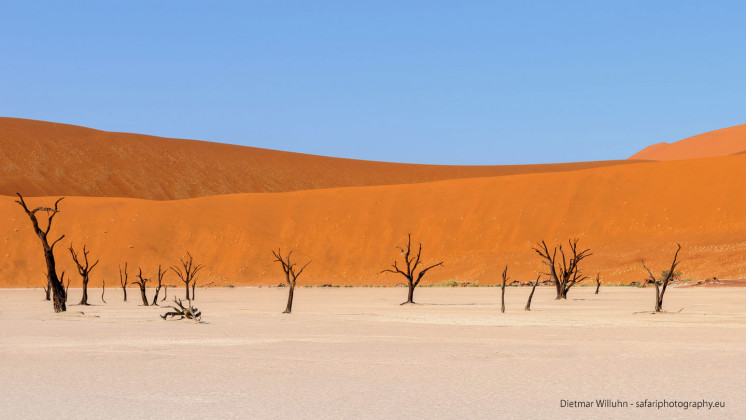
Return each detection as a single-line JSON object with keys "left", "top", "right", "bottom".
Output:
{"left": 630, "top": 123, "right": 746, "bottom": 161}
{"left": 3, "top": 154, "right": 746, "bottom": 287}
{"left": 0, "top": 117, "right": 639, "bottom": 199}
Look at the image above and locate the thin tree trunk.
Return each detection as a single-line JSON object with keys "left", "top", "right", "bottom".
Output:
{"left": 151, "top": 286, "right": 161, "bottom": 306}
{"left": 162, "top": 285, "right": 168, "bottom": 301}
{"left": 80, "top": 276, "right": 90, "bottom": 305}
{"left": 283, "top": 283, "right": 295, "bottom": 313}
{"left": 138, "top": 284, "right": 149, "bottom": 306}
{"left": 185, "top": 282, "right": 190, "bottom": 300}
{"left": 101, "top": 279, "right": 106, "bottom": 303}
{"left": 654, "top": 280, "right": 662, "bottom": 312}
{"left": 525, "top": 277, "right": 539, "bottom": 311}
{"left": 595, "top": 273, "right": 601, "bottom": 294}
{"left": 501, "top": 279, "right": 506, "bottom": 313}
{"left": 192, "top": 279, "right": 197, "bottom": 301}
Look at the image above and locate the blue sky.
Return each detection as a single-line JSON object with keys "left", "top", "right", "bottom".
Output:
{"left": 1, "top": 1, "right": 745, "bottom": 164}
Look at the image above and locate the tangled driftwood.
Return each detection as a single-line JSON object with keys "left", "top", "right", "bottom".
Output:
{"left": 160, "top": 297, "right": 202, "bottom": 322}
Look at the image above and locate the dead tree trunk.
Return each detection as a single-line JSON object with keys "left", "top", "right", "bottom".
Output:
{"left": 272, "top": 249, "right": 311, "bottom": 314}
{"left": 63, "top": 273, "right": 69, "bottom": 302}
{"left": 43, "top": 274, "right": 51, "bottom": 300}
{"left": 525, "top": 275, "right": 540, "bottom": 311}
{"left": 119, "top": 263, "right": 129, "bottom": 302}
{"left": 15, "top": 194, "right": 67, "bottom": 312}
{"left": 162, "top": 285, "right": 168, "bottom": 301}
{"left": 595, "top": 273, "right": 601, "bottom": 294}
{"left": 381, "top": 234, "right": 443, "bottom": 305}
{"left": 642, "top": 244, "right": 682, "bottom": 312}
{"left": 101, "top": 278, "right": 106, "bottom": 304}
{"left": 192, "top": 279, "right": 197, "bottom": 301}
{"left": 501, "top": 266, "right": 509, "bottom": 313}
{"left": 133, "top": 268, "right": 151, "bottom": 306}
{"left": 151, "top": 265, "right": 166, "bottom": 306}
{"left": 170, "top": 252, "right": 203, "bottom": 301}
{"left": 533, "top": 238, "right": 592, "bottom": 300}
{"left": 69, "top": 244, "right": 99, "bottom": 306}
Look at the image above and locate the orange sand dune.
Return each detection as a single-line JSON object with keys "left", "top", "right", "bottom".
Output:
{"left": 2, "top": 154, "right": 746, "bottom": 287}
{"left": 0, "top": 117, "right": 640, "bottom": 200}
{"left": 630, "top": 123, "right": 746, "bottom": 161}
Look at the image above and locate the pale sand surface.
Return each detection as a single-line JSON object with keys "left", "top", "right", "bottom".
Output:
{"left": 2, "top": 287, "right": 745, "bottom": 419}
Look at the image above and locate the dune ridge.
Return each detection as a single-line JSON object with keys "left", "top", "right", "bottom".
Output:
{"left": 0, "top": 117, "right": 641, "bottom": 200}
{"left": 630, "top": 123, "right": 746, "bottom": 161}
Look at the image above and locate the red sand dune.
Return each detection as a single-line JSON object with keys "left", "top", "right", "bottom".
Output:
{"left": 0, "top": 117, "right": 638, "bottom": 200}
{"left": 630, "top": 123, "right": 746, "bottom": 161}
{"left": 3, "top": 154, "right": 746, "bottom": 287}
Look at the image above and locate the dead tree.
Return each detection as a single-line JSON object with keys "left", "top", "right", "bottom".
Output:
{"left": 63, "top": 273, "right": 69, "bottom": 303}
{"left": 161, "top": 284, "right": 169, "bottom": 301}
{"left": 501, "top": 266, "right": 509, "bottom": 313}
{"left": 119, "top": 263, "right": 129, "bottom": 302}
{"left": 161, "top": 297, "right": 202, "bottom": 322}
{"left": 42, "top": 272, "right": 51, "bottom": 301}
{"left": 170, "top": 252, "right": 204, "bottom": 300}
{"left": 525, "top": 275, "right": 540, "bottom": 311}
{"left": 151, "top": 265, "right": 166, "bottom": 306}
{"left": 272, "top": 249, "right": 311, "bottom": 314}
{"left": 15, "top": 193, "right": 67, "bottom": 312}
{"left": 133, "top": 268, "right": 151, "bottom": 306}
{"left": 595, "top": 273, "right": 601, "bottom": 294}
{"left": 101, "top": 279, "right": 106, "bottom": 304}
{"left": 533, "top": 238, "right": 592, "bottom": 300}
{"left": 381, "top": 234, "right": 444, "bottom": 305}
{"left": 69, "top": 244, "right": 100, "bottom": 306}
{"left": 641, "top": 244, "right": 682, "bottom": 312}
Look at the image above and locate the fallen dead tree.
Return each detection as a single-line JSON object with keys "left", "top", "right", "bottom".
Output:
{"left": 161, "top": 297, "right": 202, "bottom": 322}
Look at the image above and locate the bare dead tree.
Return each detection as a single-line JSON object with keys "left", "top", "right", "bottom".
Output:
{"left": 69, "top": 244, "right": 100, "bottom": 306}
{"left": 101, "top": 278, "right": 106, "bottom": 304}
{"left": 533, "top": 238, "right": 592, "bottom": 300}
{"left": 15, "top": 193, "right": 67, "bottom": 312}
{"left": 641, "top": 244, "right": 682, "bottom": 312}
{"left": 119, "top": 263, "right": 129, "bottom": 302}
{"left": 151, "top": 265, "right": 166, "bottom": 306}
{"left": 42, "top": 272, "right": 51, "bottom": 301}
{"left": 161, "top": 284, "right": 170, "bottom": 302}
{"left": 525, "top": 275, "right": 540, "bottom": 311}
{"left": 501, "top": 266, "right": 509, "bottom": 313}
{"left": 133, "top": 268, "right": 151, "bottom": 306}
{"left": 381, "top": 234, "right": 443, "bottom": 305}
{"left": 272, "top": 249, "right": 311, "bottom": 314}
{"left": 170, "top": 252, "right": 204, "bottom": 300}
{"left": 63, "top": 273, "right": 69, "bottom": 303}
{"left": 595, "top": 273, "right": 601, "bottom": 295}
{"left": 161, "top": 297, "right": 202, "bottom": 322}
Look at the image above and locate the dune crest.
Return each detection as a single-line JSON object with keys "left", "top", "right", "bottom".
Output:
{"left": 0, "top": 117, "right": 640, "bottom": 200}
{"left": 630, "top": 123, "right": 746, "bottom": 161}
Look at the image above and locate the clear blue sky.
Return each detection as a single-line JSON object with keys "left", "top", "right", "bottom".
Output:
{"left": 1, "top": 1, "right": 745, "bottom": 165}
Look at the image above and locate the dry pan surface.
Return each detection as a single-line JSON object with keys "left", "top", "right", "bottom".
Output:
{"left": 1, "top": 287, "right": 745, "bottom": 419}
